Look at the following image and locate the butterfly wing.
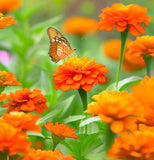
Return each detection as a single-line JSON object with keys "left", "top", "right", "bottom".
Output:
{"left": 47, "top": 27, "right": 75, "bottom": 63}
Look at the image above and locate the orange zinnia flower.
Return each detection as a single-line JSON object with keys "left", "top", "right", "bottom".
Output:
{"left": 108, "top": 131, "right": 154, "bottom": 160}
{"left": 132, "top": 76, "right": 154, "bottom": 109}
{"left": 0, "top": 122, "right": 31, "bottom": 156}
{"left": 0, "top": 13, "right": 17, "bottom": 29}
{"left": 0, "top": 0, "right": 21, "bottom": 13}
{"left": 122, "top": 51, "right": 145, "bottom": 72}
{"left": 0, "top": 93, "right": 8, "bottom": 102}
{"left": 44, "top": 122, "right": 78, "bottom": 139}
{"left": 86, "top": 91, "right": 142, "bottom": 133}
{"left": 98, "top": 3, "right": 151, "bottom": 36}
{"left": 136, "top": 107, "right": 154, "bottom": 127}
{"left": 62, "top": 16, "right": 98, "bottom": 36}
{"left": 21, "top": 149, "right": 75, "bottom": 160}
{"left": 0, "top": 71, "right": 21, "bottom": 86}
{"left": 52, "top": 56, "right": 109, "bottom": 92}
{"left": 127, "top": 35, "right": 154, "bottom": 59}
{"left": 132, "top": 76, "right": 154, "bottom": 126}
{"left": 102, "top": 38, "right": 132, "bottom": 60}
{"left": 2, "top": 112, "right": 41, "bottom": 133}
{"left": 2, "top": 88, "right": 48, "bottom": 114}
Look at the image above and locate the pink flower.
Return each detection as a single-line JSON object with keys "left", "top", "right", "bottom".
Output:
{"left": 0, "top": 51, "right": 14, "bottom": 66}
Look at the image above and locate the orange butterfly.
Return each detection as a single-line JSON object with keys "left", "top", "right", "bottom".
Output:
{"left": 47, "top": 27, "right": 75, "bottom": 63}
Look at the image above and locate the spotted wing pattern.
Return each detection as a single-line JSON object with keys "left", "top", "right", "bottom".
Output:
{"left": 47, "top": 27, "right": 75, "bottom": 63}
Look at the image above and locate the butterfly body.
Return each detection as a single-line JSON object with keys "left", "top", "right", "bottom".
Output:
{"left": 47, "top": 27, "right": 75, "bottom": 63}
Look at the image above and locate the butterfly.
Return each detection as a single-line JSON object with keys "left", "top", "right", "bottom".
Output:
{"left": 47, "top": 27, "right": 76, "bottom": 63}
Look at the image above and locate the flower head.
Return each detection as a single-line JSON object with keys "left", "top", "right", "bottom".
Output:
{"left": 52, "top": 56, "right": 109, "bottom": 92}
{"left": 98, "top": 3, "right": 151, "bottom": 36}
{"left": 0, "top": 13, "right": 17, "bottom": 29}
{"left": 108, "top": 131, "right": 154, "bottom": 160}
{"left": 44, "top": 122, "right": 78, "bottom": 139}
{"left": 137, "top": 107, "right": 154, "bottom": 127}
{"left": 86, "top": 91, "right": 141, "bottom": 133}
{"left": 62, "top": 16, "right": 98, "bottom": 36}
{"left": 127, "top": 36, "right": 154, "bottom": 59}
{"left": 0, "top": 93, "right": 8, "bottom": 102}
{"left": 132, "top": 76, "right": 154, "bottom": 109}
{"left": 102, "top": 38, "right": 132, "bottom": 60}
{"left": 0, "top": 71, "right": 21, "bottom": 87}
{"left": 123, "top": 50, "right": 145, "bottom": 72}
{"left": 0, "top": 0, "right": 21, "bottom": 13}
{"left": 21, "top": 149, "right": 75, "bottom": 160}
{"left": 2, "top": 112, "right": 41, "bottom": 133}
{"left": 2, "top": 88, "right": 48, "bottom": 114}
{"left": 132, "top": 76, "right": 154, "bottom": 127}
{"left": 0, "top": 122, "right": 31, "bottom": 156}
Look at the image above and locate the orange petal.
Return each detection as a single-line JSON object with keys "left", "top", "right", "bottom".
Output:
{"left": 73, "top": 73, "right": 82, "bottom": 81}
{"left": 66, "top": 78, "right": 74, "bottom": 84}
{"left": 116, "top": 25, "right": 127, "bottom": 32}
{"left": 97, "top": 74, "right": 106, "bottom": 83}
{"left": 128, "top": 25, "right": 140, "bottom": 37}
{"left": 99, "top": 114, "right": 113, "bottom": 123}
{"left": 61, "top": 84, "right": 70, "bottom": 91}
{"left": 71, "top": 83, "right": 80, "bottom": 89}
{"left": 81, "top": 84, "right": 93, "bottom": 92}
{"left": 110, "top": 121, "right": 124, "bottom": 134}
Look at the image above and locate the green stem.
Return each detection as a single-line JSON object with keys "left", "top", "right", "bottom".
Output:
{"left": 0, "top": 151, "right": 8, "bottom": 160}
{"left": 76, "top": 35, "right": 84, "bottom": 55}
{"left": 78, "top": 87, "right": 88, "bottom": 134}
{"left": 116, "top": 29, "right": 128, "bottom": 88}
{"left": 0, "top": 86, "right": 5, "bottom": 94}
{"left": 143, "top": 55, "right": 153, "bottom": 77}
{"left": 78, "top": 87, "right": 87, "bottom": 111}
{"left": 52, "top": 134, "right": 63, "bottom": 151}
{"left": 52, "top": 142, "right": 57, "bottom": 151}
{"left": 105, "top": 124, "right": 115, "bottom": 152}
{"left": 9, "top": 155, "right": 18, "bottom": 160}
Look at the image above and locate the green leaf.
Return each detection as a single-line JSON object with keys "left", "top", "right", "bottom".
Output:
{"left": 14, "top": 11, "right": 24, "bottom": 21}
{"left": 31, "top": 15, "right": 63, "bottom": 34}
{"left": 62, "top": 115, "right": 85, "bottom": 123}
{"left": 79, "top": 116, "right": 101, "bottom": 127}
{"left": 106, "top": 76, "right": 142, "bottom": 91}
{"left": 12, "top": 28, "right": 25, "bottom": 43}
{"left": 86, "top": 152, "right": 106, "bottom": 160}
{"left": 37, "top": 71, "right": 52, "bottom": 92}
{"left": 23, "top": 2, "right": 47, "bottom": 19}
{"left": 0, "top": 62, "right": 8, "bottom": 72}
{"left": 37, "top": 95, "right": 75, "bottom": 123}
{"left": 27, "top": 131, "right": 45, "bottom": 138}
{"left": 58, "top": 95, "right": 75, "bottom": 118}
{"left": 0, "top": 108, "right": 7, "bottom": 116}
{"left": 60, "top": 133, "right": 104, "bottom": 159}
{"left": 36, "top": 109, "right": 61, "bottom": 124}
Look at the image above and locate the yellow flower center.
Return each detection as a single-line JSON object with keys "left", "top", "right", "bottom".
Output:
{"left": 0, "top": 13, "right": 4, "bottom": 19}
